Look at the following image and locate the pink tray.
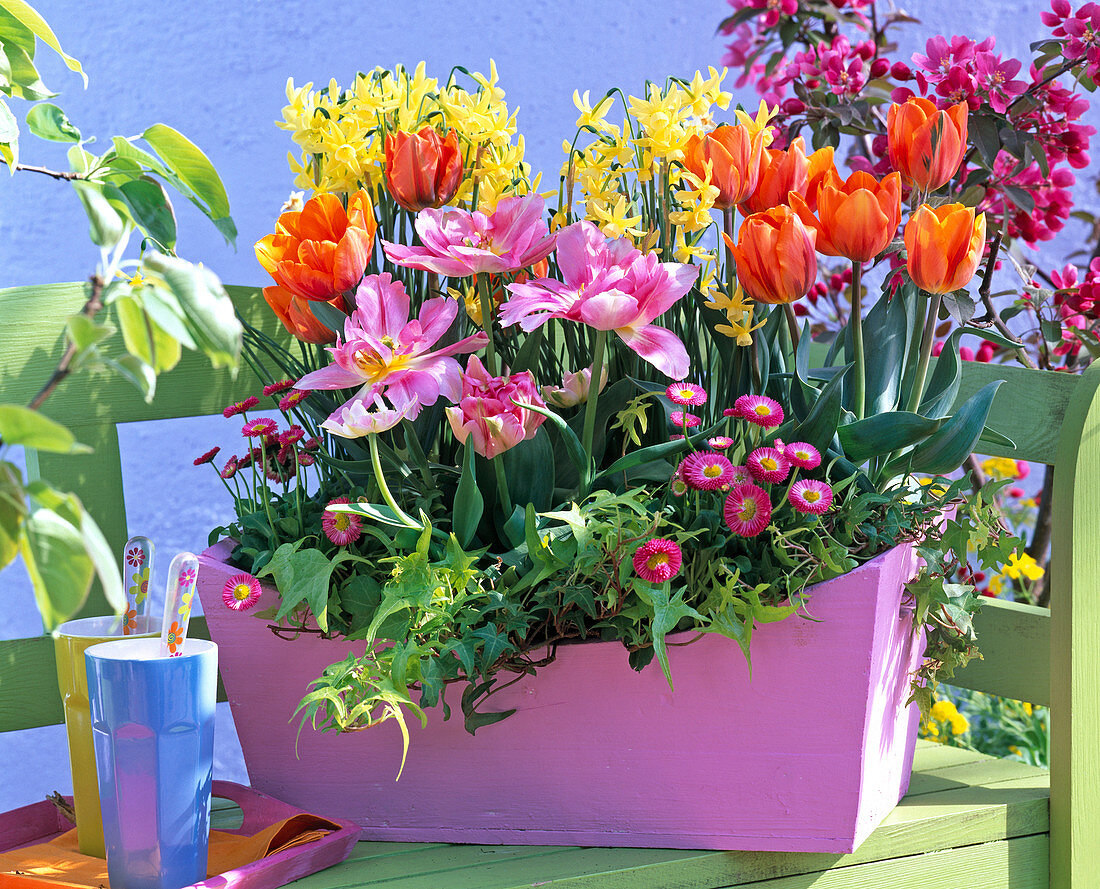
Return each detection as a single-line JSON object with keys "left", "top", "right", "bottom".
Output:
{"left": 0, "top": 780, "right": 362, "bottom": 888}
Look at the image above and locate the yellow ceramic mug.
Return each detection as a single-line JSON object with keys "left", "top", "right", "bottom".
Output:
{"left": 53, "top": 614, "right": 160, "bottom": 857}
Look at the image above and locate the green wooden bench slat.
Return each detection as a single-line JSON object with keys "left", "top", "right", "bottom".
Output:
{"left": 1, "top": 283, "right": 289, "bottom": 428}
{"left": 951, "top": 598, "right": 1051, "bottom": 706}
{"left": 951, "top": 360, "right": 1079, "bottom": 464}
{"left": 0, "top": 616, "right": 222, "bottom": 733}
{"left": 1050, "top": 360, "right": 1100, "bottom": 888}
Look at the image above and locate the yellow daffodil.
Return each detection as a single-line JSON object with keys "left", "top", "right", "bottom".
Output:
{"left": 574, "top": 89, "right": 618, "bottom": 136}
{"left": 735, "top": 99, "right": 779, "bottom": 148}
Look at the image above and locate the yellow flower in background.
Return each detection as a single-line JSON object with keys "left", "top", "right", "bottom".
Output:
{"left": 980, "top": 456, "right": 1019, "bottom": 479}
{"left": 735, "top": 99, "right": 779, "bottom": 148}
{"left": 708, "top": 280, "right": 764, "bottom": 346}
{"left": 949, "top": 713, "right": 969, "bottom": 735}
{"left": 987, "top": 573, "right": 1004, "bottom": 595}
{"left": 588, "top": 193, "right": 644, "bottom": 239}
{"left": 930, "top": 699, "right": 957, "bottom": 722}
{"left": 670, "top": 169, "right": 719, "bottom": 232}
{"left": 1002, "top": 551, "right": 1043, "bottom": 582}
{"left": 1023, "top": 702, "right": 1034, "bottom": 716}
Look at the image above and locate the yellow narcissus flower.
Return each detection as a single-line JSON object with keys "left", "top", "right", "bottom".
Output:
{"left": 708, "top": 281, "right": 764, "bottom": 346}
{"left": 981, "top": 456, "right": 1019, "bottom": 479}
{"left": 587, "top": 193, "right": 644, "bottom": 239}
{"left": 574, "top": 89, "right": 618, "bottom": 136}
{"left": 735, "top": 99, "right": 779, "bottom": 148}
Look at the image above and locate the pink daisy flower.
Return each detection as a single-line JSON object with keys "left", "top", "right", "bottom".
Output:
{"left": 263, "top": 379, "right": 296, "bottom": 396}
{"left": 219, "top": 455, "right": 240, "bottom": 479}
{"left": 323, "top": 497, "right": 362, "bottom": 545}
{"left": 789, "top": 479, "right": 834, "bottom": 515}
{"left": 722, "top": 407, "right": 739, "bottom": 418}
{"left": 670, "top": 411, "right": 701, "bottom": 428}
{"left": 666, "top": 382, "right": 707, "bottom": 406}
{"left": 785, "top": 442, "right": 822, "bottom": 470}
{"left": 747, "top": 447, "right": 791, "bottom": 484}
{"left": 681, "top": 452, "right": 735, "bottom": 491}
{"left": 222, "top": 573, "right": 262, "bottom": 611}
{"left": 223, "top": 396, "right": 260, "bottom": 418}
{"left": 632, "top": 538, "right": 683, "bottom": 583}
{"left": 723, "top": 484, "right": 772, "bottom": 537}
{"left": 242, "top": 418, "right": 278, "bottom": 438}
{"left": 734, "top": 395, "right": 784, "bottom": 428}
{"left": 302, "top": 436, "right": 322, "bottom": 451}
{"left": 707, "top": 436, "right": 734, "bottom": 450}
{"left": 193, "top": 446, "right": 220, "bottom": 466}
{"left": 279, "top": 390, "right": 308, "bottom": 411}
{"left": 729, "top": 464, "right": 752, "bottom": 486}
{"left": 279, "top": 426, "right": 305, "bottom": 446}
{"left": 297, "top": 452, "right": 316, "bottom": 466}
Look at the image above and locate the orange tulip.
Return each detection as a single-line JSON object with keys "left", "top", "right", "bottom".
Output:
{"left": 904, "top": 203, "right": 986, "bottom": 294}
{"left": 681, "top": 125, "right": 765, "bottom": 210}
{"left": 887, "top": 98, "right": 968, "bottom": 192}
{"left": 384, "top": 126, "right": 464, "bottom": 212}
{"left": 255, "top": 190, "right": 377, "bottom": 301}
{"left": 262, "top": 285, "right": 341, "bottom": 344}
{"left": 726, "top": 205, "right": 818, "bottom": 305}
{"left": 743, "top": 137, "right": 836, "bottom": 215}
{"left": 789, "top": 170, "right": 901, "bottom": 263}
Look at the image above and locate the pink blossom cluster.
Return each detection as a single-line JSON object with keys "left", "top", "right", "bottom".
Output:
{"left": 1043, "top": 0, "right": 1100, "bottom": 80}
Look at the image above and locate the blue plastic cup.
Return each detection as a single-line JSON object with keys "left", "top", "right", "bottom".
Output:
{"left": 85, "top": 637, "right": 217, "bottom": 889}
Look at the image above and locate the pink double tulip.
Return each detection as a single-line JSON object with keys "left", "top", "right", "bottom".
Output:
{"left": 500, "top": 221, "right": 696, "bottom": 380}
{"left": 383, "top": 194, "right": 557, "bottom": 278}
{"left": 294, "top": 274, "right": 487, "bottom": 430}
{"left": 445, "top": 356, "right": 547, "bottom": 459}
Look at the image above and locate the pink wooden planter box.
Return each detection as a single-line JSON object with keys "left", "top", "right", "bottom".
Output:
{"left": 198, "top": 538, "right": 924, "bottom": 853}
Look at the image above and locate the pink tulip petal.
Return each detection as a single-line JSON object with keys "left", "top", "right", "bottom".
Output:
{"left": 616, "top": 323, "right": 690, "bottom": 380}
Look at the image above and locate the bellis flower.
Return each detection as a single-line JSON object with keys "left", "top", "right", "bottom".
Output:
{"left": 632, "top": 538, "right": 683, "bottom": 583}
{"left": 681, "top": 452, "right": 735, "bottom": 491}
{"left": 445, "top": 356, "right": 547, "bottom": 459}
{"left": 383, "top": 194, "right": 557, "bottom": 278}
{"left": 724, "top": 483, "right": 772, "bottom": 537}
{"left": 500, "top": 221, "right": 697, "bottom": 379}
{"left": 294, "top": 273, "right": 487, "bottom": 420}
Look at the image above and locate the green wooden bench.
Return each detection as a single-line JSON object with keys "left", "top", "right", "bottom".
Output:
{"left": 2, "top": 282, "right": 1097, "bottom": 888}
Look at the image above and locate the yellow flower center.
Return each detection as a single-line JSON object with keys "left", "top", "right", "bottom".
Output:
{"left": 353, "top": 348, "right": 412, "bottom": 383}
{"left": 761, "top": 457, "right": 778, "bottom": 471}
{"left": 646, "top": 552, "right": 671, "bottom": 571}
{"left": 753, "top": 405, "right": 771, "bottom": 416}
{"left": 677, "top": 388, "right": 694, "bottom": 399}
{"left": 232, "top": 583, "right": 253, "bottom": 602}
{"left": 703, "top": 464, "right": 723, "bottom": 478}
{"left": 738, "top": 499, "right": 758, "bottom": 521}
{"left": 804, "top": 490, "right": 821, "bottom": 503}
{"left": 333, "top": 514, "right": 351, "bottom": 531}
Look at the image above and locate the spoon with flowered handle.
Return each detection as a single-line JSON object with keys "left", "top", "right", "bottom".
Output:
{"left": 122, "top": 536, "right": 154, "bottom": 635}
{"left": 161, "top": 552, "right": 199, "bottom": 657}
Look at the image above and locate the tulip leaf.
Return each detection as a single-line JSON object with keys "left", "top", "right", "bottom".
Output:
{"left": 308, "top": 299, "right": 348, "bottom": 338}
{"left": 452, "top": 442, "right": 483, "bottom": 548}
{"left": 918, "top": 327, "right": 1019, "bottom": 418}
{"left": 791, "top": 363, "right": 851, "bottom": 455}
{"left": 978, "top": 425, "right": 1016, "bottom": 450}
{"left": 590, "top": 420, "right": 723, "bottom": 487}
{"left": 516, "top": 401, "right": 589, "bottom": 491}
{"left": 862, "top": 290, "right": 911, "bottom": 415}
{"left": 908, "top": 380, "right": 1004, "bottom": 475}
{"left": 501, "top": 425, "right": 555, "bottom": 513}
{"left": 837, "top": 411, "right": 943, "bottom": 465}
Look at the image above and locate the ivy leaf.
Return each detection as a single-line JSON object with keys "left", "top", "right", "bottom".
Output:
{"left": 260, "top": 542, "right": 346, "bottom": 632}
{"left": 639, "top": 583, "right": 704, "bottom": 690}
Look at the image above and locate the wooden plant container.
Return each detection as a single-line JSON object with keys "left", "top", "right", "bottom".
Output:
{"left": 197, "top": 538, "right": 925, "bottom": 853}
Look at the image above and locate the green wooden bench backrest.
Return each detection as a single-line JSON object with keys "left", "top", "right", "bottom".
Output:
{"left": 1, "top": 283, "right": 1097, "bottom": 887}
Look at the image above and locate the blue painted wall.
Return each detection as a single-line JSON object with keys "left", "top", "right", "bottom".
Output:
{"left": 0, "top": 0, "right": 1089, "bottom": 811}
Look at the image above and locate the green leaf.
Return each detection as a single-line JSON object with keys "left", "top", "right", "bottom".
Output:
{"left": 591, "top": 419, "right": 723, "bottom": 486}
{"left": 517, "top": 400, "right": 589, "bottom": 490}
{"left": 71, "top": 181, "right": 125, "bottom": 248}
{"left": 0, "top": 1, "right": 86, "bottom": 85}
{"left": 640, "top": 583, "right": 703, "bottom": 691}
{"left": 20, "top": 506, "right": 92, "bottom": 629}
{"left": 116, "top": 295, "right": 182, "bottom": 374}
{"left": 941, "top": 289, "right": 977, "bottom": 326}
{"left": 909, "top": 380, "right": 1004, "bottom": 475}
{"left": 862, "top": 290, "right": 911, "bottom": 415}
{"left": 452, "top": 442, "right": 483, "bottom": 548}
{"left": 0, "top": 404, "right": 89, "bottom": 453}
{"left": 0, "top": 460, "right": 26, "bottom": 566}
{"left": 142, "top": 122, "right": 232, "bottom": 233}
{"left": 307, "top": 298, "right": 346, "bottom": 336}
{"left": 260, "top": 541, "right": 342, "bottom": 632}
{"left": 970, "top": 113, "right": 1001, "bottom": 166}
{"left": 0, "top": 94, "right": 18, "bottom": 142}
{"left": 65, "top": 314, "right": 113, "bottom": 372}
{"left": 837, "top": 411, "right": 943, "bottom": 464}
{"left": 142, "top": 252, "right": 241, "bottom": 370}
{"left": 501, "top": 424, "right": 555, "bottom": 512}
{"left": 791, "top": 363, "right": 851, "bottom": 453}
{"left": 103, "top": 354, "right": 156, "bottom": 402}
{"left": 113, "top": 176, "right": 177, "bottom": 249}
{"left": 3, "top": 41, "right": 52, "bottom": 100}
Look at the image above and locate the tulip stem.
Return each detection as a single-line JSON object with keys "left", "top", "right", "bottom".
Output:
{"left": 850, "top": 260, "right": 866, "bottom": 421}
{"left": 783, "top": 303, "right": 801, "bottom": 353}
{"left": 369, "top": 433, "right": 422, "bottom": 530}
{"left": 582, "top": 329, "right": 608, "bottom": 470}
{"left": 477, "top": 273, "right": 498, "bottom": 376}
{"left": 907, "top": 289, "right": 943, "bottom": 414}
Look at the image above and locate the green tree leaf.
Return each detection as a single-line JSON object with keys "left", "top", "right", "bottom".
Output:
{"left": 116, "top": 295, "right": 182, "bottom": 374}
{"left": 142, "top": 123, "right": 232, "bottom": 238}
{"left": 0, "top": 1, "right": 86, "bottom": 85}
{"left": 113, "top": 176, "right": 177, "bottom": 249}
{"left": 0, "top": 404, "right": 89, "bottom": 453}
{"left": 20, "top": 506, "right": 92, "bottom": 629}
{"left": 71, "top": 181, "right": 125, "bottom": 248}
{"left": 0, "top": 460, "right": 26, "bottom": 566}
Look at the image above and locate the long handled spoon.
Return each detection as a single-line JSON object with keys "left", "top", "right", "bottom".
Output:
{"left": 161, "top": 552, "right": 199, "bottom": 657}
{"left": 122, "top": 536, "right": 154, "bottom": 635}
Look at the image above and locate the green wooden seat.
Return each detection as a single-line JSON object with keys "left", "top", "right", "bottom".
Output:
{"left": 2, "top": 283, "right": 1097, "bottom": 888}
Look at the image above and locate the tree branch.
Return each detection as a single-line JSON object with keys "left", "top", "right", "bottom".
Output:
{"left": 28, "top": 274, "right": 106, "bottom": 412}
{"left": 6, "top": 162, "right": 87, "bottom": 181}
